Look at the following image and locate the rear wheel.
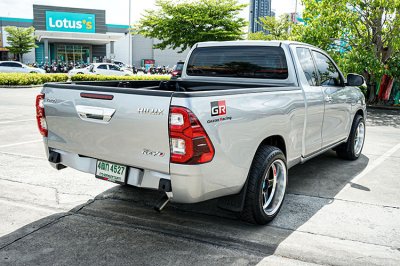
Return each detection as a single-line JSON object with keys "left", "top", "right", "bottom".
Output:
{"left": 336, "top": 115, "right": 365, "bottom": 160}
{"left": 240, "top": 146, "right": 287, "bottom": 225}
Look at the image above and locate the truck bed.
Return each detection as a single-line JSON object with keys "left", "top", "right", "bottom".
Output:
{"left": 47, "top": 79, "right": 296, "bottom": 94}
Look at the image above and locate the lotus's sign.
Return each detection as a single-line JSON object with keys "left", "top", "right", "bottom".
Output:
{"left": 45, "top": 11, "right": 96, "bottom": 33}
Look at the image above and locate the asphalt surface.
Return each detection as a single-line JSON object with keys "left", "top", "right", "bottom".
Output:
{"left": 0, "top": 88, "right": 399, "bottom": 266}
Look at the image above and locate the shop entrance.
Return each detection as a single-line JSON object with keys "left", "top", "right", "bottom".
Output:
{"left": 55, "top": 44, "right": 91, "bottom": 64}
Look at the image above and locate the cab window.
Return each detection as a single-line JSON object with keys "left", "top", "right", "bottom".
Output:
{"left": 296, "top": 48, "right": 318, "bottom": 86}
{"left": 312, "top": 51, "right": 343, "bottom": 86}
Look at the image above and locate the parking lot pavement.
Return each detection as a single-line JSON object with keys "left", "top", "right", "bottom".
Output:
{"left": 0, "top": 88, "right": 399, "bottom": 265}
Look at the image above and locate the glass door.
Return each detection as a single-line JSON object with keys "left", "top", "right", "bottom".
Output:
{"left": 56, "top": 44, "right": 91, "bottom": 64}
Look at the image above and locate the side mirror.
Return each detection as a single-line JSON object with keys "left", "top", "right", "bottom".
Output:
{"left": 347, "top": 73, "right": 364, "bottom": 87}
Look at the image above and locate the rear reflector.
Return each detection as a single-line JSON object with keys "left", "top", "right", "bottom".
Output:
{"left": 35, "top": 94, "right": 48, "bottom": 137}
{"left": 80, "top": 93, "right": 114, "bottom": 100}
{"left": 169, "top": 106, "right": 214, "bottom": 164}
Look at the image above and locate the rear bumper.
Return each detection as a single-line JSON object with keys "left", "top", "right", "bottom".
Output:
{"left": 47, "top": 148, "right": 243, "bottom": 204}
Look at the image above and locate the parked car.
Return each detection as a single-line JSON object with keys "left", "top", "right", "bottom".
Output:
{"left": 37, "top": 41, "right": 366, "bottom": 224}
{"left": 67, "top": 65, "right": 91, "bottom": 76}
{"left": 68, "top": 63, "right": 133, "bottom": 77}
{"left": 171, "top": 61, "right": 184, "bottom": 78}
{"left": 0, "top": 61, "right": 45, "bottom": 74}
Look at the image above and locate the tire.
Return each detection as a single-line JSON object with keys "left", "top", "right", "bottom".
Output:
{"left": 240, "top": 146, "right": 288, "bottom": 225}
{"left": 336, "top": 115, "right": 365, "bottom": 160}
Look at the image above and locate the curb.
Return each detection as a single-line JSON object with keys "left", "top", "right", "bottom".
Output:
{"left": 0, "top": 85, "right": 44, "bottom": 89}
{"left": 367, "top": 105, "right": 400, "bottom": 111}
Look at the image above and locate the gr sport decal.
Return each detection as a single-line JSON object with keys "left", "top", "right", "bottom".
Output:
{"left": 208, "top": 100, "right": 232, "bottom": 124}
{"left": 211, "top": 100, "right": 227, "bottom": 116}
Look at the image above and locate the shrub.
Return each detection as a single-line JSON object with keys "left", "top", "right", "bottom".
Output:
{"left": 0, "top": 73, "right": 170, "bottom": 86}
{"left": 70, "top": 74, "right": 171, "bottom": 82}
{"left": 0, "top": 73, "right": 68, "bottom": 86}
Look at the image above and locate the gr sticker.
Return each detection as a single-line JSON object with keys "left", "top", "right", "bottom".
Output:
{"left": 211, "top": 100, "right": 227, "bottom": 116}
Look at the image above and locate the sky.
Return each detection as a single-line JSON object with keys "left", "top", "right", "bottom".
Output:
{"left": 0, "top": 0, "right": 303, "bottom": 25}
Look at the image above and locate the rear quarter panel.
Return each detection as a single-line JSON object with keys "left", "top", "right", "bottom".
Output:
{"left": 170, "top": 88, "right": 305, "bottom": 202}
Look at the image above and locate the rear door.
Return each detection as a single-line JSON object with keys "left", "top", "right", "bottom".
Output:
{"left": 0, "top": 62, "right": 16, "bottom": 73}
{"left": 95, "top": 64, "right": 109, "bottom": 75}
{"left": 9, "top": 62, "right": 24, "bottom": 73}
{"left": 44, "top": 86, "right": 172, "bottom": 173}
{"left": 311, "top": 51, "right": 351, "bottom": 147}
{"left": 108, "top": 64, "right": 123, "bottom": 75}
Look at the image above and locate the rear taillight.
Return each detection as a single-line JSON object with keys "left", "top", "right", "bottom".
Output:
{"left": 169, "top": 106, "right": 214, "bottom": 164}
{"left": 36, "top": 94, "right": 48, "bottom": 137}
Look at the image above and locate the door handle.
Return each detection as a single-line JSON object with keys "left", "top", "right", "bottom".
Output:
{"left": 325, "top": 96, "right": 333, "bottom": 103}
{"left": 76, "top": 105, "right": 115, "bottom": 123}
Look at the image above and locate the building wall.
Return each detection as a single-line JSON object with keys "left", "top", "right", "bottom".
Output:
{"left": 106, "top": 34, "right": 130, "bottom": 64}
{"left": 132, "top": 35, "right": 153, "bottom": 67}
{"left": 153, "top": 47, "right": 188, "bottom": 67}
{"left": 132, "top": 35, "right": 189, "bottom": 67}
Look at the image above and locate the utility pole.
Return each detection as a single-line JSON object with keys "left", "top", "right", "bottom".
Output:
{"left": 128, "top": 0, "right": 132, "bottom": 66}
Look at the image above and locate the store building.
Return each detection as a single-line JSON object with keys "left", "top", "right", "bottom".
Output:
{"left": 0, "top": 4, "right": 188, "bottom": 67}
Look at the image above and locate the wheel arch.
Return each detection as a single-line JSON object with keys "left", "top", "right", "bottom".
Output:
{"left": 355, "top": 109, "right": 365, "bottom": 119}
{"left": 217, "top": 134, "right": 287, "bottom": 213}
{"left": 256, "top": 135, "right": 287, "bottom": 159}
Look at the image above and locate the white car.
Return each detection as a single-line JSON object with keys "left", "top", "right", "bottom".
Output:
{"left": 67, "top": 66, "right": 91, "bottom": 76}
{"left": 68, "top": 63, "right": 133, "bottom": 77}
{"left": 0, "top": 61, "right": 45, "bottom": 74}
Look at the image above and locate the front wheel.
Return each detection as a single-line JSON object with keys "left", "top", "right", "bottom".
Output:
{"left": 336, "top": 115, "right": 365, "bottom": 160}
{"left": 240, "top": 146, "right": 287, "bottom": 225}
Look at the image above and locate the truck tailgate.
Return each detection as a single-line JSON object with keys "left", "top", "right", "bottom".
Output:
{"left": 43, "top": 86, "right": 172, "bottom": 174}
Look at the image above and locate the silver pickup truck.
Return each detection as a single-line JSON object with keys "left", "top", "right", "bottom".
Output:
{"left": 36, "top": 41, "right": 366, "bottom": 224}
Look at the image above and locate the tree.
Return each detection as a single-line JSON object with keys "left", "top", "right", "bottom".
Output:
{"left": 135, "top": 0, "right": 247, "bottom": 53}
{"left": 5, "top": 26, "right": 37, "bottom": 62}
{"left": 294, "top": 0, "right": 400, "bottom": 102}
{"left": 248, "top": 14, "right": 294, "bottom": 41}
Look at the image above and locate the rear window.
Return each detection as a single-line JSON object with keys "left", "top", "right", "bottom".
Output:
{"left": 186, "top": 46, "right": 288, "bottom": 79}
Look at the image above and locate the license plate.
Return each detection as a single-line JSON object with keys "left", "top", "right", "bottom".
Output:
{"left": 95, "top": 160, "right": 127, "bottom": 184}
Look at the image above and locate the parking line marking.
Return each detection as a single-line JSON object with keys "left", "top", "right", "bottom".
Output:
{"left": 340, "top": 142, "right": 400, "bottom": 189}
{"left": 0, "top": 198, "right": 59, "bottom": 213}
{"left": 0, "top": 119, "right": 35, "bottom": 124}
{"left": 0, "top": 140, "right": 42, "bottom": 149}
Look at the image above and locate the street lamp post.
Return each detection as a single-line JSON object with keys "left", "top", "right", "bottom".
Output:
{"left": 128, "top": 0, "right": 132, "bottom": 66}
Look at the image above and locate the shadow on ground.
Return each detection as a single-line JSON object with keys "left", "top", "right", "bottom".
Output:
{"left": 0, "top": 150, "right": 370, "bottom": 265}
{"left": 366, "top": 108, "right": 400, "bottom": 128}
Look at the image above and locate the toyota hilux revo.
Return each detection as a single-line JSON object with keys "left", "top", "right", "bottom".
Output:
{"left": 36, "top": 41, "right": 366, "bottom": 224}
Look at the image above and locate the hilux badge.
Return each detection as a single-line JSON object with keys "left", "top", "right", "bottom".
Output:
{"left": 138, "top": 108, "right": 164, "bottom": 115}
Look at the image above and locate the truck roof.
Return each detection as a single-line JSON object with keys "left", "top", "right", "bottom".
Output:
{"left": 195, "top": 40, "right": 319, "bottom": 50}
